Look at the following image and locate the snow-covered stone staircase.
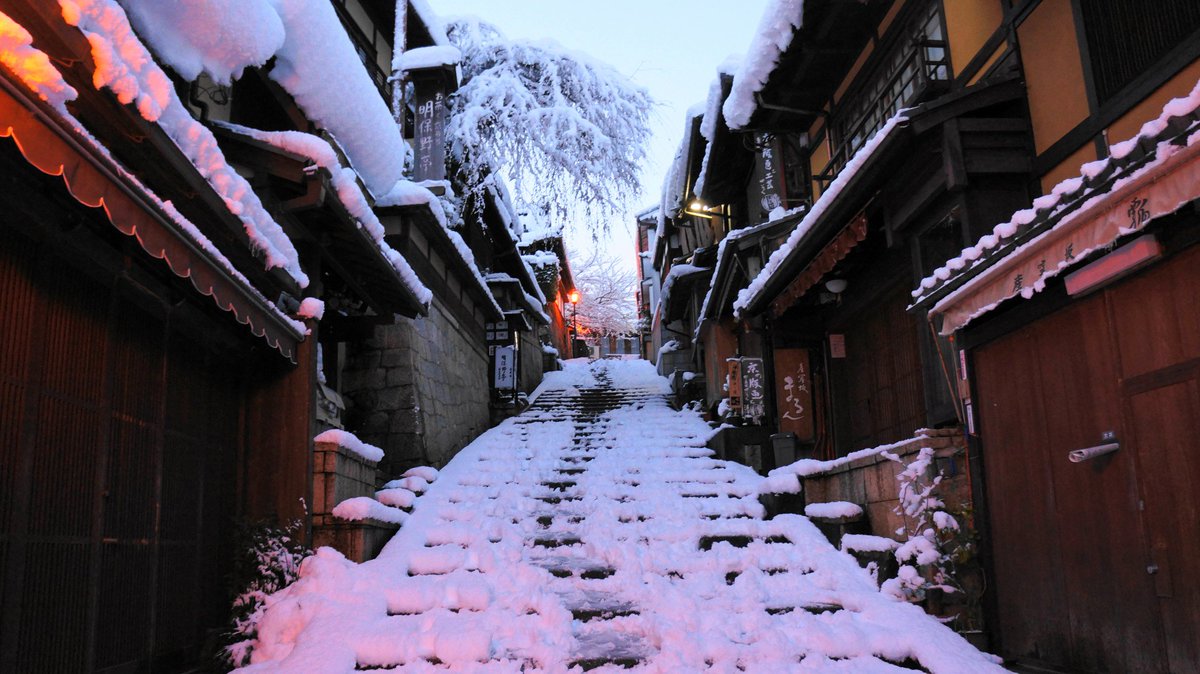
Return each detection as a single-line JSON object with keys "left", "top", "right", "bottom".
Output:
{"left": 240, "top": 360, "right": 1008, "bottom": 673}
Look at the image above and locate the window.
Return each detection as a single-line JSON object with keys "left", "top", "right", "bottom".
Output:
{"left": 1080, "top": 0, "right": 1200, "bottom": 105}
{"left": 825, "top": 1, "right": 949, "bottom": 180}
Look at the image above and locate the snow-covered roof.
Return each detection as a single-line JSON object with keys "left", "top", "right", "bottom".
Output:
{"left": 215, "top": 122, "right": 432, "bottom": 308}
{"left": 734, "top": 112, "right": 909, "bottom": 317}
{"left": 267, "top": 0, "right": 409, "bottom": 198}
{"left": 693, "top": 57, "right": 742, "bottom": 200}
{"left": 657, "top": 110, "right": 706, "bottom": 240}
{"left": 914, "top": 76, "right": 1200, "bottom": 328}
{"left": 118, "top": 0, "right": 284, "bottom": 84}
{"left": 65, "top": 0, "right": 309, "bottom": 287}
{"left": 0, "top": 14, "right": 306, "bottom": 356}
{"left": 696, "top": 208, "right": 805, "bottom": 329}
{"left": 723, "top": 0, "right": 804, "bottom": 131}
{"left": 396, "top": 45, "right": 461, "bottom": 73}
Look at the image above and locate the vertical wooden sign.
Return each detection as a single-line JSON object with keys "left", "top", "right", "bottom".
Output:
{"left": 774, "top": 348, "right": 815, "bottom": 442}
{"left": 741, "top": 357, "right": 766, "bottom": 423}
{"left": 412, "top": 80, "right": 447, "bottom": 182}
{"left": 727, "top": 358, "right": 742, "bottom": 414}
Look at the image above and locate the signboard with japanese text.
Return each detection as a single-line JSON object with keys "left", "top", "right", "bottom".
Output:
{"left": 774, "top": 348, "right": 815, "bottom": 441}
{"left": 935, "top": 143, "right": 1200, "bottom": 334}
{"left": 740, "top": 357, "right": 766, "bottom": 423}
{"left": 493, "top": 345, "right": 516, "bottom": 391}
{"left": 413, "top": 86, "right": 447, "bottom": 182}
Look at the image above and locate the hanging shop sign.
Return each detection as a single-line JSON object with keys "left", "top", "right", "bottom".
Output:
{"left": 493, "top": 345, "right": 516, "bottom": 391}
{"left": 774, "top": 348, "right": 815, "bottom": 442}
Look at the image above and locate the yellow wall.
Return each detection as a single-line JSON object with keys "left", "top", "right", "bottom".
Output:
{"left": 1040, "top": 142, "right": 1096, "bottom": 193}
{"left": 809, "top": 137, "right": 832, "bottom": 200}
{"left": 944, "top": 0, "right": 1005, "bottom": 78}
{"left": 1107, "top": 58, "right": 1200, "bottom": 145}
{"left": 968, "top": 42, "right": 1009, "bottom": 86}
{"left": 878, "top": 0, "right": 908, "bottom": 38}
{"left": 1017, "top": 0, "right": 1091, "bottom": 154}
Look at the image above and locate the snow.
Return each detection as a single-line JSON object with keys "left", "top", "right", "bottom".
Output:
{"left": 118, "top": 0, "right": 283, "bottom": 84}
{"left": 395, "top": 45, "right": 461, "bottom": 73}
{"left": 239, "top": 360, "right": 1003, "bottom": 673}
{"left": 403, "top": 466, "right": 440, "bottom": 482}
{"left": 522, "top": 249, "right": 559, "bottom": 268}
{"left": 0, "top": 11, "right": 78, "bottom": 108}
{"left": 693, "top": 55, "right": 741, "bottom": 199}
{"left": 734, "top": 112, "right": 908, "bottom": 317}
{"left": 268, "top": 0, "right": 408, "bottom": 198}
{"left": 723, "top": 0, "right": 805, "bottom": 130}
{"left": 314, "top": 429, "right": 384, "bottom": 463}
{"left": 915, "top": 74, "right": 1200, "bottom": 309}
{"left": 63, "top": 0, "right": 309, "bottom": 287}
{"left": 805, "top": 501, "right": 864, "bottom": 520}
{"left": 216, "top": 123, "right": 433, "bottom": 307}
{"left": 841, "top": 534, "right": 900, "bottom": 554}
{"left": 658, "top": 263, "right": 708, "bottom": 315}
{"left": 331, "top": 496, "right": 408, "bottom": 525}
{"left": 296, "top": 297, "right": 325, "bottom": 320}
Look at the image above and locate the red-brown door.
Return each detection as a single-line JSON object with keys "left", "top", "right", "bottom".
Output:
{"left": 975, "top": 295, "right": 1166, "bottom": 672}
{"left": 974, "top": 242, "right": 1200, "bottom": 672}
{"left": 1108, "top": 244, "right": 1200, "bottom": 672}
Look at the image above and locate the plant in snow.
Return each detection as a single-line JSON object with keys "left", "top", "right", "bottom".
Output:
{"left": 444, "top": 17, "right": 653, "bottom": 229}
{"left": 880, "top": 447, "right": 976, "bottom": 610}
{"left": 571, "top": 247, "right": 638, "bottom": 337}
{"left": 218, "top": 518, "right": 311, "bottom": 668}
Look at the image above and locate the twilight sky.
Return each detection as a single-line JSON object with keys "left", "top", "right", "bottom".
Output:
{"left": 434, "top": 0, "right": 771, "bottom": 267}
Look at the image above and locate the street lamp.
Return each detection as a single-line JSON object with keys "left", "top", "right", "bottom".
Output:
{"left": 567, "top": 289, "right": 580, "bottom": 358}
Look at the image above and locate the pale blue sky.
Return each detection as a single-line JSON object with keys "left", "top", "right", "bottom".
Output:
{"left": 434, "top": 0, "right": 771, "bottom": 263}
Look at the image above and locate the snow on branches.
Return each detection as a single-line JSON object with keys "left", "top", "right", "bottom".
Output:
{"left": 445, "top": 17, "right": 653, "bottom": 229}
{"left": 571, "top": 247, "right": 637, "bottom": 337}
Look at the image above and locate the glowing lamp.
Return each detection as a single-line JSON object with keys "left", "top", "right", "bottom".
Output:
{"left": 568, "top": 290, "right": 581, "bottom": 304}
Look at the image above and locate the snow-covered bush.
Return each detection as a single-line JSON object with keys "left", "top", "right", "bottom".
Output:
{"left": 880, "top": 447, "right": 976, "bottom": 607}
{"left": 218, "top": 518, "right": 311, "bottom": 668}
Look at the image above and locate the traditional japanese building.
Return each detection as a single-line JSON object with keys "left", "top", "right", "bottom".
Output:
{"left": 0, "top": 0, "right": 565, "bottom": 669}
{"left": 910, "top": 2, "right": 1200, "bottom": 671}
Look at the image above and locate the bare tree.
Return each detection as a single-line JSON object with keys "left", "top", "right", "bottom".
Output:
{"left": 572, "top": 248, "right": 637, "bottom": 337}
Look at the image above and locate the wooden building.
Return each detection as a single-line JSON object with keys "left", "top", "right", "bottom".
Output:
{"left": 910, "top": 2, "right": 1200, "bottom": 671}
{"left": 652, "top": 0, "right": 1200, "bottom": 664}
{"left": 0, "top": 0, "right": 564, "bottom": 670}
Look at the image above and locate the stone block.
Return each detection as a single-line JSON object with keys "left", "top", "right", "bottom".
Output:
{"left": 312, "top": 519, "right": 399, "bottom": 563}
{"left": 386, "top": 366, "right": 414, "bottom": 387}
{"left": 379, "top": 384, "right": 417, "bottom": 411}
{"left": 381, "top": 348, "right": 408, "bottom": 369}
{"left": 362, "top": 410, "right": 389, "bottom": 434}
{"left": 389, "top": 407, "right": 423, "bottom": 434}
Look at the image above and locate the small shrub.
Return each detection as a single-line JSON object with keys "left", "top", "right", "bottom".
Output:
{"left": 216, "top": 518, "right": 311, "bottom": 670}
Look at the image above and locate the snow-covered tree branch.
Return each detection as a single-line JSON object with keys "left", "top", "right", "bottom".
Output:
{"left": 445, "top": 17, "right": 654, "bottom": 230}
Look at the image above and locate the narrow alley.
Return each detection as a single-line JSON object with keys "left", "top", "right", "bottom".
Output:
{"left": 241, "top": 361, "right": 1005, "bottom": 673}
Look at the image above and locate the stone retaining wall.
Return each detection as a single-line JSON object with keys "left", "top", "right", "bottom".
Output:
{"left": 342, "top": 297, "right": 491, "bottom": 476}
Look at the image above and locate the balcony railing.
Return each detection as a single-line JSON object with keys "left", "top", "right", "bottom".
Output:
{"left": 817, "top": 34, "right": 949, "bottom": 191}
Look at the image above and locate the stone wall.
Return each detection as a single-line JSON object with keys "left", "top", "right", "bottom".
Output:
{"left": 518, "top": 329, "right": 544, "bottom": 395}
{"left": 342, "top": 297, "right": 491, "bottom": 476}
